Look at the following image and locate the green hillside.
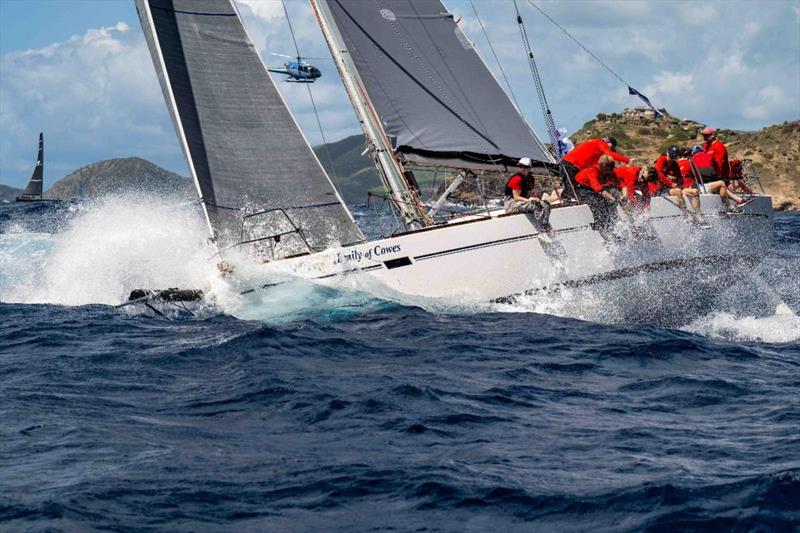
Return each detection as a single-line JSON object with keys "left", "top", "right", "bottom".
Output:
{"left": 46, "top": 157, "right": 193, "bottom": 200}
{"left": 26, "top": 115, "right": 794, "bottom": 209}
{"left": 573, "top": 111, "right": 798, "bottom": 210}
{"left": 0, "top": 184, "right": 23, "bottom": 202}
{"left": 314, "top": 134, "right": 457, "bottom": 204}
{"left": 314, "top": 135, "right": 381, "bottom": 204}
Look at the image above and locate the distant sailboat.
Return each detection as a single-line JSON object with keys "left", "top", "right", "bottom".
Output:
{"left": 16, "top": 133, "right": 45, "bottom": 202}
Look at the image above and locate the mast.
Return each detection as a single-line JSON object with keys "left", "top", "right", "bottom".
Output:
{"left": 310, "top": 0, "right": 428, "bottom": 230}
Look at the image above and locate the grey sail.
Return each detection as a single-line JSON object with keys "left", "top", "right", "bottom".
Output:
{"left": 22, "top": 133, "right": 44, "bottom": 198}
{"left": 322, "top": 0, "right": 553, "bottom": 169}
{"left": 134, "top": 0, "right": 363, "bottom": 256}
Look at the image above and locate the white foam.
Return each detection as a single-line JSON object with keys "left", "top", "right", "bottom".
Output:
{"left": 490, "top": 286, "right": 609, "bottom": 322}
{"left": 1, "top": 194, "right": 216, "bottom": 306}
{"left": 682, "top": 311, "right": 800, "bottom": 344}
{"left": 222, "top": 278, "right": 387, "bottom": 324}
{"left": 2, "top": 196, "right": 798, "bottom": 342}
{"left": 4, "top": 222, "right": 29, "bottom": 234}
{"left": 0, "top": 232, "right": 54, "bottom": 300}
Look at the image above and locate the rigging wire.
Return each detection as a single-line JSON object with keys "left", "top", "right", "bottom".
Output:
{"left": 513, "top": 0, "right": 560, "bottom": 160}
{"left": 524, "top": 0, "right": 662, "bottom": 116}
{"left": 280, "top": 0, "right": 301, "bottom": 61}
{"left": 280, "top": 0, "right": 339, "bottom": 181}
{"left": 525, "top": 0, "right": 628, "bottom": 86}
{"left": 511, "top": 0, "right": 579, "bottom": 202}
{"left": 468, "top": 1, "right": 552, "bottom": 170}
{"left": 468, "top": 0, "right": 521, "bottom": 112}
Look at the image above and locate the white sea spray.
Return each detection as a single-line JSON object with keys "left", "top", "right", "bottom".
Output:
{"left": 1, "top": 199, "right": 797, "bottom": 343}
{"left": 0, "top": 194, "right": 215, "bottom": 306}
{"left": 682, "top": 312, "right": 800, "bottom": 343}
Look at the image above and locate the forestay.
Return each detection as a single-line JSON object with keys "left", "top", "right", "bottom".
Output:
{"left": 135, "top": 0, "right": 363, "bottom": 256}
{"left": 322, "top": 0, "right": 553, "bottom": 169}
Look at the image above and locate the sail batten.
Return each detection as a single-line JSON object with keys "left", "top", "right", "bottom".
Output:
{"left": 135, "top": 0, "right": 363, "bottom": 255}
{"left": 321, "top": 0, "right": 553, "bottom": 169}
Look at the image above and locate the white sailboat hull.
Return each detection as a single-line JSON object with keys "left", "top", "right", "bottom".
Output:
{"left": 229, "top": 194, "right": 772, "bottom": 321}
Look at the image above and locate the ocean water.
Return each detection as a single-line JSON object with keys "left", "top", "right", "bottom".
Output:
{"left": 1, "top": 196, "right": 799, "bottom": 531}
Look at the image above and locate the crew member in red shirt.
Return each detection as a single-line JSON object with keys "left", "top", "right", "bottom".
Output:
{"left": 503, "top": 157, "right": 552, "bottom": 235}
{"left": 677, "top": 152, "right": 694, "bottom": 189}
{"left": 675, "top": 148, "right": 705, "bottom": 224}
{"left": 562, "top": 136, "right": 632, "bottom": 179}
{"left": 573, "top": 154, "right": 620, "bottom": 235}
{"left": 654, "top": 147, "right": 681, "bottom": 187}
{"left": 701, "top": 127, "right": 730, "bottom": 179}
{"left": 614, "top": 165, "right": 666, "bottom": 236}
{"left": 698, "top": 127, "right": 746, "bottom": 211}
{"left": 615, "top": 165, "right": 648, "bottom": 208}
{"left": 652, "top": 146, "right": 698, "bottom": 217}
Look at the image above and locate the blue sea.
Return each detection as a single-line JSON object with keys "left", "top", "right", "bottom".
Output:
{"left": 1, "top": 196, "right": 799, "bottom": 532}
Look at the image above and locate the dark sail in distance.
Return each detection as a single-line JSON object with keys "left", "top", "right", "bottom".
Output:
{"left": 16, "top": 133, "right": 44, "bottom": 201}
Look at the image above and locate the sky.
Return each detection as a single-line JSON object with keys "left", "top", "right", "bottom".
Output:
{"left": 1, "top": 0, "right": 798, "bottom": 188}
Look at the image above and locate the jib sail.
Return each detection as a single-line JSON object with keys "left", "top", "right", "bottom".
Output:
{"left": 134, "top": 0, "right": 363, "bottom": 257}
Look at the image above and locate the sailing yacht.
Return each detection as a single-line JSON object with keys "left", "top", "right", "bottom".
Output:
{"left": 16, "top": 133, "right": 45, "bottom": 202}
{"left": 132, "top": 0, "right": 773, "bottom": 319}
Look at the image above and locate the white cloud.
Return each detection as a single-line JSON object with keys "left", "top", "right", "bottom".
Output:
{"left": 743, "top": 21, "right": 760, "bottom": 36}
{"left": 534, "top": 0, "right": 655, "bottom": 28}
{"left": 236, "top": 0, "right": 284, "bottom": 20}
{"left": 627, "top": 31, "right": 665, "bottom": 62}
{"left": 678, "top": 4, "right": 716, "bottom": 25}
{"left": 0, "top": 22, "right": 181, "bottom": 185}
{"left": 644, "top": 71, "right": 694, "bottom": 98}
{"left": 454, "top": 13, "right": 481, "bottom": 36}
{"left": 2, "top": 0, "right": 799, "bottom": 188}
{"left": 743, "top": 85, "right": 791, "bottom": 119}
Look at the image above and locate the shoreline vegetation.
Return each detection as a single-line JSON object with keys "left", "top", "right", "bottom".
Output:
{"left": 1, "top": 112, "right": 796, "bottom": 210}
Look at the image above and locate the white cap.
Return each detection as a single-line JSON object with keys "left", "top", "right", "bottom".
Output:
{"left": 518, "top": 157, "right": 532, "bottom": 167}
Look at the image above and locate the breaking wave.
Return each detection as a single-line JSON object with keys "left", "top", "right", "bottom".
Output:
{"left": 1, "top": 197, "right": 798, "bottom": 342}
{"left": 0, "top": 194, "right": 215, "bottom": 306}
{"left": 682, "top": 311, "right": 800, "bottom": 344}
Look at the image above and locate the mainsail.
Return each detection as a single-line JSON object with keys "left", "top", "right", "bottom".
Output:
{"left": 21, "top": 133, "right": 44, "bottom": 198}
{"left": 135, "top": 0, "right": 363, "bottom": 256}
{"left": 319, "top": 0, "right": 553, "bottom": 169}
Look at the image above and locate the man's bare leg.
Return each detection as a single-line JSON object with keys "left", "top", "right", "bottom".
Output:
{"left": 668, "top": 187, "right": 696, "bottom": 222}
{"left": 726, "top": 188, "right": 743, "bottom": 204}
{"left": 683, "top": 188, "right": 704, "bottom": 222}
{"left": 705, "top": 181, "right": 722, "bottom": 194}
{"left": 668, "top": 187, "right": 686, "bottom": 209}
{"left": 705, "top": 181, "right": 731, "bottom": 211}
